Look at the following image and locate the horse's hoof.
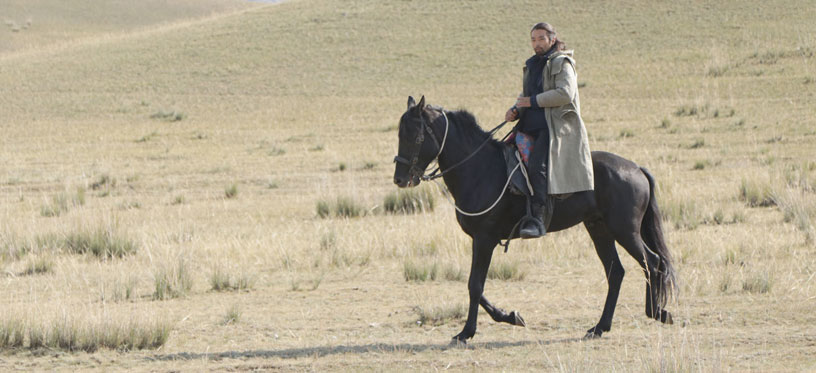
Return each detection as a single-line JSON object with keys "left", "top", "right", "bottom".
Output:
{"left": 510, "top": 311, "right": 526, "bottom": 327}
{"left": 662, "top": 311, "right": 674, "bottom": 325}
{"left": 449, "top": 337, "right": 468, "bottom": 347}
{"left": 583, "top": 328, "right": 602, "bottom": 340}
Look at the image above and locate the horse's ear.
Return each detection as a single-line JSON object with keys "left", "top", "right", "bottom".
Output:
{"left": 418, "top": 96, "right": 426, "bottom": 111}
{"left": 407, "top": 96, "right": 416, "bottom": 109}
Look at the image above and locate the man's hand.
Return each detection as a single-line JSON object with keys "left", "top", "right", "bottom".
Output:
{"left": 515, "top": 96, "right": 531, "bottom": 108}
{"left": 505, "top": 107, "right": 519, "bottom": 122}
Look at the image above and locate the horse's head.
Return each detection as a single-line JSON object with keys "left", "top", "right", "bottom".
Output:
{"left": 393, "top": 96, "right": 441, "bottom": 188}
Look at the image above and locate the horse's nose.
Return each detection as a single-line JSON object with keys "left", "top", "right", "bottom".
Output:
{"left": 394, "top": 175, "right": 409, "bottom": 187}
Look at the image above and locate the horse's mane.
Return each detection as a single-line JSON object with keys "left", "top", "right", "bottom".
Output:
{"left": 445, "top": 109, "right": 503, "bottom": 150}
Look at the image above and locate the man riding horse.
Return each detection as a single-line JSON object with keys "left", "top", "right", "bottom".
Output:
{"left": 506, "top": 22, "right": 594, "bottom": 238}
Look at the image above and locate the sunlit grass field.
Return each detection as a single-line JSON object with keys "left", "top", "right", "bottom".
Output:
{"left": 1, "top": 0, "right": 815, "bottom": 370}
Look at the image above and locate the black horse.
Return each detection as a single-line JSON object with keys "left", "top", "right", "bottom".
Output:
{"left": 393, "top": 96, "right": 677, "bottom": 343}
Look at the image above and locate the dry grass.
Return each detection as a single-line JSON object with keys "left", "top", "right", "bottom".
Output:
{"left": 0, "top": 0, "right": 814, "bottom": 370}
{"left": 413, "top": 303, "right": 467, "bottom": 327}
{"left": 0, "top": 313, "right": 170, "bottom": 351}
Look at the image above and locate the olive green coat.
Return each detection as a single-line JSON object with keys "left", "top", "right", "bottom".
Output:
{"left": 518, "top": 50, "right": 594, "bottom": 194}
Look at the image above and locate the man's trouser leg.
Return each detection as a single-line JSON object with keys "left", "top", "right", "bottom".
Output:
{"left": 520, "top": 128, "right": 551, "bottom": 239}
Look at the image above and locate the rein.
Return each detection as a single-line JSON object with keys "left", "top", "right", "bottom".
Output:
{"left": 395, "top": 106, "right": 524, "bottom": 250}
{"left": 394, "top": 107, "right": 514, "bottom": 215}
{"left": 422, "top": 116, "right": 510, "bottom": 182}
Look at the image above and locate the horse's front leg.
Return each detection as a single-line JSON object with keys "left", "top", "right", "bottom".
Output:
{"left": 480, "top": 295, "right": 526, "bottom": 327}
{"left": 452, "top": 236, "right": 498, "bottom": 344}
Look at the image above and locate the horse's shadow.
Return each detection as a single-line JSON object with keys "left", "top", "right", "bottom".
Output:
{"left": 147, "top": 337, "right": 583, "bottom": 361}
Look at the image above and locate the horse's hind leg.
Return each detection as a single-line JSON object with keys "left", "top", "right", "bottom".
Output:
{"left": 584, "top": 220, "right": 625, "bottom": 339}
{"left": 614, "top": 233, "right": 672, "bottom": 324}
{"left": 480, "top": 295, "right": 526, "bottom": 327}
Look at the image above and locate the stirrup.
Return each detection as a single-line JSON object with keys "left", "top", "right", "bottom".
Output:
{"left": 519, "top": 217, "right": 545, "bottom": 239}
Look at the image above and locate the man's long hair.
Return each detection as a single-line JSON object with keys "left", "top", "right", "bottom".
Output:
{"left": 531, "top": 22, "right": 566, "bottom": 51}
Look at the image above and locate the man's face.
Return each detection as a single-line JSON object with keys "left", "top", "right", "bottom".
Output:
{"left": 531, "top": 29, "right": 553, "bottom": 55}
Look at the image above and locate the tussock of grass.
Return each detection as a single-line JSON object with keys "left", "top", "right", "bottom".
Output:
{"left": 319, "top": 231, "right": 336, "bottom": 251}
{"left": 329, "top": 247, "right": 371, "bottom": 268}
{"left": 153, "top": 257, "right": 194, "bottom": 300}
{"left": 334, "top": 197, "right": 362, "bottom": 218}
{"left": 136, "top": 131, "right": 158, "bottom": 143}
{"left": 0, "top": 317, "right": 25, "bottom": 348}
{"left": 739, "top": 179, "right": 775, "bottom": 207}
{"left": 742, "top": 272, "right": 773, "bottom": 294}
{"left": 0, "top": 315, "right": 170, "bottom": 351}
{"left": 209, "top": 268, "right": 255, "bottom": 292}
{"left": 288, "top": 272, "right": 325, "bottom": 292}
{"left": 150, "top": 110, "right": 185, "bottom": 122}
{"left": 102, "top": 276, "right": 138, "bottom": 303}
{"left": 674, "top": 104, "right": 735, "bottom": 119}
{"left": 775, "top": 188, "right": 815, "bottom": 245}
{"left": 441, "top": 265, "right": 465, "bottom": 282}
{"left": 707, "top": 65, "right": 729, "bottom": 77}
{"left": 688, "top": 139, "right": 705, "bottom": 149}
{"left": 487, "top": 260, "right": 526, "bottom": 281}
{"left": 662, "top": 198, "right": 702, "bottom": 230}
{"left": 118, "top": 200, "right": 142, "bottom": 210}
{"left": 414, "top": 304, "right": 466, "bottom": 326}
{"left": 21, "top": 256, "right": 54, "bottom": 276}
{"left": 403, "top": 260, "right": 464, "bottom": 282}
{"left": 718, "top": 273, "right": 733, "bottom": 293}
{"left": 783, "top": 162, "right": 816, "bottom": 192}
{"left": 316, "top": 197, "right": 366, "bottom": 218}
{"left": 674, "top": 105, "right": 702, "bottom": 117}
{"left": 316, "top": 200, "right": 331, "bottom": 218}
{"left": 40, "top": 188, "right": 85, "bottom": 217}
{"left": 1, "top": 234, "right": 31, "bottom": 261}
{"left": 225, "top": 184, "right": 238, "bottom": 199}
{"left": 384, "top": 188, "right": 435, "bottom": 214}
{"left": 34, "top": 228, "right": 138, "bottom": 259}
{"left": 221, "top": 305, "right": 242, "bottom": 325}
{"left": 91, "top": 174, "right": 116, "bottom": 191}
{"left": 404, "top": 260, "right": 438, "bottom": 282}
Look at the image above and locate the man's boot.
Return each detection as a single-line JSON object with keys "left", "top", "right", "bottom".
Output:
{"left": 519, "top": 199, "right": 549, "bottom": 239}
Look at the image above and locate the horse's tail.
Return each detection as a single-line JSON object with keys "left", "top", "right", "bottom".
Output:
{"left": 639, "top": 167, "right": 677, "bottom": 307}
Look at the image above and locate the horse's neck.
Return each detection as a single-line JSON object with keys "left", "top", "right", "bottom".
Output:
{"left": 436, "top": 121, "right": 505, "bottom": 203}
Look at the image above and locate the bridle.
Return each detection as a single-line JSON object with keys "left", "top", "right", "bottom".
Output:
{"left": 394, "top": 107, "right": 510, "bottom": 183}
{"left": 393, "top": 108, "right": 449, "bottom": 183}
{"left": 392, "top": 105, "right": 519, "bottom": 251}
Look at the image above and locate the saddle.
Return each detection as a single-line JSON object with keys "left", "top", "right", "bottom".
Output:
{"left": 502, "top": 145, "right": 533, "bottom": 197}
{"left": 502, "top": 131, "right": 573, "bottom": 200}
{"left": 502, "top": 131, "right": 534, "bottom": 197}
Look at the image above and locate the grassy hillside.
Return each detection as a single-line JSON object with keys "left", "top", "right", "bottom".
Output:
{"left": 1, "top": 0, "right": 815, "bottom": 370}
{"left": 0, "top": 0, "right": 258, "bottom": 55}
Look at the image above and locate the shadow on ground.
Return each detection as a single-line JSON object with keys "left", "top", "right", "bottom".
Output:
{"left": 147, "top": 337, "right": 583, "bottom": 362}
